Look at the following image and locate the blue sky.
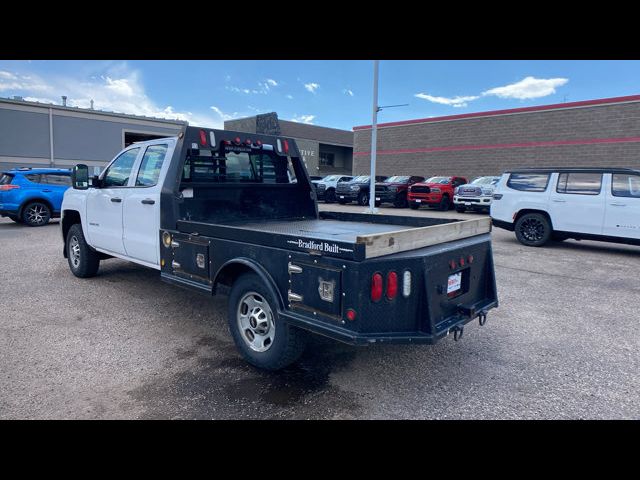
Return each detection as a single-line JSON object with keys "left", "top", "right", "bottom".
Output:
{"left": 1, "top": 60, "right": 639, "bottom": 130}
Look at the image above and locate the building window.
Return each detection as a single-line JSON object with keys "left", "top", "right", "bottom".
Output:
{"left": 320, "top": 152, "right": 335, "bottom": 167}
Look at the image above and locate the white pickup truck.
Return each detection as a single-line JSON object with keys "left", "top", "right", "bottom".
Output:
{"left": 61, "top": 126, "right": 498, "bottom": 370}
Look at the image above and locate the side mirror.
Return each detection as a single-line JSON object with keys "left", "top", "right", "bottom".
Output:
{"left": 71, "top": 164, "right": 90, "bottom": 190}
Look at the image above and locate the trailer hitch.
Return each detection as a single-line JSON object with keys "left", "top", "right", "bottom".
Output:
{"left": 452, "top": 326, "right": 464, "bottom": 341}
{"left": 478, "top": 311, "right": 488, "bottom": 327}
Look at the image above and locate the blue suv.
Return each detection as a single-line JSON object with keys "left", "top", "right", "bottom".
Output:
{"left": 0, "top": 168, "right": 72, "bottom": 226}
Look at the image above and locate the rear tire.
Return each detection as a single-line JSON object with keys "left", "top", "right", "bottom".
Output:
{"left": 66, "top": 224, "right": 100, "bottom": 277}
{"left": 357, "top": 191, "right": 369, "bottom": 206}
{"left": 228, "top": 273, "right": 307, "bottom": 370}
{"left": 515, "top": 213, "right": 552, "bottom": 247}
{"left": 22, "top": 202, "right": 51, "bottom": 227}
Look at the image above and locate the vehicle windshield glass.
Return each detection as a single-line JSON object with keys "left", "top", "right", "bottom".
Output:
{"left": 323, "top": 175, "right": 339, "bottom": 182}
{"left": 352, "top": 176, "right": 369, "bottom": 182}
{"left": 182, "top": 149, "right": 295, "bottom": 184}
{"left": 471, "top": 177, "right": 497, "bottom": 185}
{"left": 384, "top": 176, "right": 410, "bottom": 183}
{"left": 426, "top": 176, "right": 450, "bottom": 184}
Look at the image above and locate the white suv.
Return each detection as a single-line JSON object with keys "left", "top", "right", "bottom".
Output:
{"left": 491, "top": 168, "right": 640, "bottom": 247}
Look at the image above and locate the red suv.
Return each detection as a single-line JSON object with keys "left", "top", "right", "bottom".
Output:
{"left": 408, "top": 176, "right": 468, "bottom": 210}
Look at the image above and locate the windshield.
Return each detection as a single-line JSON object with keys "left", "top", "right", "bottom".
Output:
{"left": 322, "top": 175, "right": 339, "bottom": 182}
{"left": 384, "top": 176, "right": 410, "bottom": 183}
{"left": 351, "top": 175, "right": 369, "bottom": 182}
{"left": 426, "top": 176, "right": 450, "bottom": 184}
{"left": 471, "top": 176, "right": 499, "bottom": 185}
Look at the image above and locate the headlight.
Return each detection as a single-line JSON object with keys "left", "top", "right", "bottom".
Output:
{"left": 431, "top": 187, "right": 441, "bottom": 193}
{"left": 454, "top": 187, "right": 459, "bottom": 194}
{"left": 350, "top": 185, "right": 360, "bottom": 191}
{"left": 481, "top": 188, "right": 494, "bottom": 196}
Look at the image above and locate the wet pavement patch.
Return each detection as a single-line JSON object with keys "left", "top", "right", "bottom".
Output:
{"left": 129, "top": 336, "right": 362, "bottom": 419}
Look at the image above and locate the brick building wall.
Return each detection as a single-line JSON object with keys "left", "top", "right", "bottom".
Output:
{"left": 352, "top": 96, "right": 640, "bottom": 179}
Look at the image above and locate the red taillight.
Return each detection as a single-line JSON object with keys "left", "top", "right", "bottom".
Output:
{"left": 386, "top": 271, "right": 398, "bottom": 300}
{"left": 449, "top": 259, "right": 457, "bottom": 270}
{"left": 0, "top": 184, "right": 20, "bottom": 191}
{"left": 255, "top": 140, "right": 262, "bottom": 146}
{"left": 199, "top": 129, "right": 207, "bottom": 146}
{"left": 283, "top": 139, "right": 289, "bottom": 154}
{"left": 468, "top": 254, "right": 474, "bottom": 264}
{"left": 371, "top": 273, "right": 383, "bottom": 302}
{"left": 459, "top": 257, "right": 465, "bottom": 267}
{"left": 234, "top": 136, "right": 241, "bottom": 145}
{"left": 346, "top": 309, "right": 357, "bottom": 321}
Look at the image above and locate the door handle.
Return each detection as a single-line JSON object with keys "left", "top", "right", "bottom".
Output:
{"left": 610, "top": 202, "right": 626, "bottom": 206}
{"left": 552, "top": 199, "right": 566, "bottom": 203}
{"left": 141, "top": 199, "right": 155, "bottom": 205}
{"left": 110, "top": 197, "right": 122, "bottom": 203}
{"left": 42, "top": 189, "right": 52, "bottom": 193}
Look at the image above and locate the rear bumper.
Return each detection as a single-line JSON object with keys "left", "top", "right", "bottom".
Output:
{"left": 281, "top": 299, "right": 498, "bottom": 345}
{"left": 492, "top": 218, "right": 514, "bottom": 231}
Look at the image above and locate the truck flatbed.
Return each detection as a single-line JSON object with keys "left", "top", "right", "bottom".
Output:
{"left": 177, "top": 211, "right": 491, "bottom": 261}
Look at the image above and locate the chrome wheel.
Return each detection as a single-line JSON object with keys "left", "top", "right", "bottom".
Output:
{"left": 237, "top": 292, "right": 275, "bottom": 352}
{"left": 519, "top": 218, "right": 545, "bottom": 242}
{"left": 69, "top": 235, "right": 81, "bottom": 269}
{"left": 26, "top": 204, "right": 47, "bottom": 225}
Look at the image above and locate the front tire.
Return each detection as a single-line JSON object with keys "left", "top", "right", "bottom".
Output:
{"left": 455, "top": 206, "right": 466, "bottom": 213}
{"left": 438, "top": 195, "right": 450, "bottom": 211}
{"left": 357, "top": 191, "right": 369, "bottom": 206}
{"left": 22, "top": 202, "right": 51, "bottom": 227}
{"left": 228, "top": 273, "right": 307, "bottom": 370}
{"left": 325, "top": 188, "right": 336, "bottom": 203}
{"left": 66, "top": 224, "right": 100, "bottom": 277}
{"left": 393, "top": 193, "right": 408, "bottom": 208}
{"left": 515, "top": 213, "right": 552, "bottom": 247}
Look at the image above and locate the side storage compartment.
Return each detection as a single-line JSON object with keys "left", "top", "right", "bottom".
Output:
{"left": 287, "top": 253, "right": 343, "bottom": 320}
{"left": 160, "top": 230, "right": 212, "bottom": 289}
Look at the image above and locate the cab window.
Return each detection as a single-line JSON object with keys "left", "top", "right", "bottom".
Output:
{"left": 103, "top": 148, "right": 140, "bottom": 187}
{"left": 135, "top": 144, "right": 168, "bottom": 187}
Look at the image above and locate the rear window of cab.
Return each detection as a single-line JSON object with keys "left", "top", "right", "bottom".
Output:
{"left": 507, "top": 173, "right": 550, "bottom": 192}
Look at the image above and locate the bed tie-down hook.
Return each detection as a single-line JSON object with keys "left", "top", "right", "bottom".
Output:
{"left": 478, "top": 311, "right": 488, "bottom": 327}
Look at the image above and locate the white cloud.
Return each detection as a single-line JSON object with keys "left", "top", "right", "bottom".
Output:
{"left": 210, "top": 105, "right": 240, "bottom": 122}
{"left": 0, "top": 65, "right": 221, "bottom": 128}
{"left": 304, "top": 82, "right": 320, "bottom": 94}
{"left": 266, "top": 79, "right": 278, "bottom": 87}
{"left": 344, "top": 89, "right": 354, "bottom": 97}
{"left": 414, "top": 93, "right": 479, "bottom": 108}
{"left": 285, "top": 94, "right": 293, "bottom": 99}
{"left": 291, "top": 114, "right": 315, "bottom": 124}
{"left": 483, "top": 76, "right": 569, "bottom": 100}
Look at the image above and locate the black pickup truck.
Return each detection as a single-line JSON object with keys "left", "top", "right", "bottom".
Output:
{"left": 65, "top": 127, "right": 498, "bottom": 370}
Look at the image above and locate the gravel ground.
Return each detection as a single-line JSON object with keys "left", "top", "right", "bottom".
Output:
{"left": 0, "top": 205, "right": 638, "bottom": 419}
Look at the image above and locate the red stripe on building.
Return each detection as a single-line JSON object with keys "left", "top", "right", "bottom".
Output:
{"left": 353, "top": 136, "right": 640, "bottom": 156}
{"left": 352, "top": 94, "right": 640, "bottom": 131}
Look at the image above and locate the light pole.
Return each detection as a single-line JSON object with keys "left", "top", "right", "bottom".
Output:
{"left": 367, "top": 60, "right": 408, "bottom": 214}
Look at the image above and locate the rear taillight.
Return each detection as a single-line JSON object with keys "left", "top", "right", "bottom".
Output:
{"left": 199, "top": 129, "right": 207, "bottom": 146}
{"left": 0, "top": 184, "right": 19, "bottom": 191}
{"left": 386, "top": 271, "right": 398, "bottom": 300}
{"left": 234, "top": 137, "right": 241, "bottom": 145}
{"left": 371, "top": 273, "right": 383, "bottom": 302}
{"left": 283, "top": 139, "right": 290, "bottom": 154}
{"left": 346, "top": 309, "right": 357, "bottom": 321}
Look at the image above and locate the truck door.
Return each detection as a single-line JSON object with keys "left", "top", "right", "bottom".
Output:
{"left": 548, "top": 172, "right": 605, "bottom": 235}
{"left": 86, "top": 147, "right": 141, "bottom": 255}
{"left": 604, "top": 172, "right": 640, "bottom": 239}
{"left": 122, "top": 142, "right": 173, "bottom": 266}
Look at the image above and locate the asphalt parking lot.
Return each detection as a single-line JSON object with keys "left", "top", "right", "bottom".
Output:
{"left": 1, "top": 205, "right": 638, "bottom": 419}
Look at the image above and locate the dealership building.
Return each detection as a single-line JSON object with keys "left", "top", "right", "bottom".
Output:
{"left": 0, "top": 97, "right": 186, "bottom": 173}
{"left": 225, "top": 112, "right": 353, "bottom": 176}
{"left": 353, "top": 95, "right": 640, "bottom": 180}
